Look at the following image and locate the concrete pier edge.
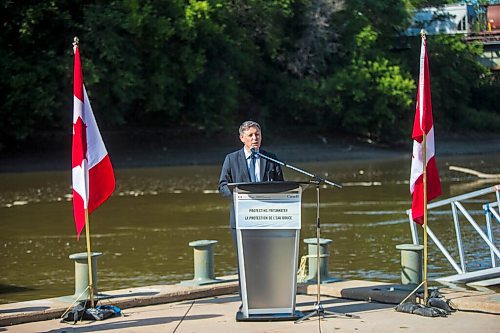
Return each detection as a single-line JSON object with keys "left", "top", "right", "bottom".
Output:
{"left": 0, "top": 276, "right": 498, "bottom": 326}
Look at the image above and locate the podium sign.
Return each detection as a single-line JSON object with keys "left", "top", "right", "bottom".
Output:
{"left": 232, "top": 182, "right": 306, "bottom": 321}
{"left": 236, "top": 192, "right": 301, "bottom": 229}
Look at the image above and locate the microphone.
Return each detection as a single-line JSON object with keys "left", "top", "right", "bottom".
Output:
{"left": 252, "top": 147, "right": 274, "bottom": 181}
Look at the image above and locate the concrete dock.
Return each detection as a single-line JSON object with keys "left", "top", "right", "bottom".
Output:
{"left": 1, "top": 278, "right": 499, "bottom": 332}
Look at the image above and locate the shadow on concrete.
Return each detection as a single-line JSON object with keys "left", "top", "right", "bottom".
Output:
{"left": 323, "top": 301, "right": 394, "bottom": 314}
{"left": 39, "top": 314, "right": 223, "bottom": 332}
{"left": 298, "top": 297, "right": 394, "bottom": 314}
{"left": 0, "top": 306, "right": 50, "bottom": 314}
{"left": 179, "top": 294, "right": 239, "bottom": 306}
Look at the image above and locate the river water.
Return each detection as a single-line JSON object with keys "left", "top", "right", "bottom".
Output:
{"left": 1, "top": 153, "right": 499, "bottom": 304}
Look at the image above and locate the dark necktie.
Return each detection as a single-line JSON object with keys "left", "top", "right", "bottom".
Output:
{"left": 249, "top": 155, "right": 256, "bottom": 182}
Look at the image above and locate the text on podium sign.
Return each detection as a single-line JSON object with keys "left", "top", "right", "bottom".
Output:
{"left": 236, "top": 192, "right": 301, "bottom": 229}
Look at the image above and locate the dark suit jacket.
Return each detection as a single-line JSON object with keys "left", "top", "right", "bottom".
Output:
{"left": 218, "top": 148, "right": 284, "bottom": 228}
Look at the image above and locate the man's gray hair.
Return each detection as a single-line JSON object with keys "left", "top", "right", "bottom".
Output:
{"left": 239, "top": 120, "right": 261, "bottom": 135}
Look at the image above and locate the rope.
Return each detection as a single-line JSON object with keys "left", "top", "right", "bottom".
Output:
{"left": 398, "top": 280, "right": 425, "bottom": 306}
{"left": 297, "top": 254, "right": 329, "bottom": 283}
{"left": 172, "top": 300, "right": 195, "bottom": 333}
{"left": 60, "top": 285, "right": 90, "bottom": 319}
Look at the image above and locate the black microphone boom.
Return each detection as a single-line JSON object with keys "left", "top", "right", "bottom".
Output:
{"left": 251, "top": 148, "right": 341, "bottom": 188}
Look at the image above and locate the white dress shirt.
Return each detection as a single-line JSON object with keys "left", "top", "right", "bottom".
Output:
{"left": 244, "top": 147, "right": 260, "bottom": 182}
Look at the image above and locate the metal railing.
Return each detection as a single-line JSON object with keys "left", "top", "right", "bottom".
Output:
{"left": 405, "top": 185, "right": 500, "bottom": 277}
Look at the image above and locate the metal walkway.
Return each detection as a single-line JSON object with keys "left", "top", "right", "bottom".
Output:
{"left": 405, "top": 185, "right": 500, "bottom": 284}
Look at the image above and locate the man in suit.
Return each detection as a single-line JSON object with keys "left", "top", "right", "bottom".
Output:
{"left": 218, "top": 120, "right": 284, "bottom": 305}
{"left": 219, "top": 120, "right": 284, "bottom": 227}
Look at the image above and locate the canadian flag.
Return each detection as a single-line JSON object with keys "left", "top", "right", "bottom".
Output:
{"left": 410, "top": 36, "right": 441, "bottom": 225}
{"left": 73, "top": 43, "right": 115, "bottom": 238}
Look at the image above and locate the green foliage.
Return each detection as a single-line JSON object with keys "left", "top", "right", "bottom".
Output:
{"left": 400, "top": 34, "right": 493, "bottom": 132}
{"left": 0, "top": 1, "right": 75, "bottom": 143}
{"left": 328, "top": 55, "right": 415, "bottom": 140}
{"left": 0, "top": 0, "right": 499, "bottom": 148}
{"left": 185, "top": 0, "right": 211, "bottom": 27}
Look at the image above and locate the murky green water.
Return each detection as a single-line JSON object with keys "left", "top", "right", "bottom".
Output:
{"left": 1, "top": 154, "right": 499, "bottom": 304}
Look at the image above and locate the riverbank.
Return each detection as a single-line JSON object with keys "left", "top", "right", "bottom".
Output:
{"left": 1, "top": 129, "right": 500, "bottom": 173}
{"left": 1, "top": 278, "right": 499, "bottom": 331}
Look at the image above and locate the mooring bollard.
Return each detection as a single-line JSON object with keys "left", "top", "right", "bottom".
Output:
{"left": 68, "top": 252, "right": 103, "bottom": 300}
{"left": 179, "top": 240, "right": 223, "bottom": 286}
{"left": 396, "top": 244, "right": 423, "bottom": 286}
{"left": 303, "top": 238, "right": 337, "bottom": 284}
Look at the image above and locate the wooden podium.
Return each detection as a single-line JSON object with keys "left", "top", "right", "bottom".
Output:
{"left": 230, "top": 181, "right": 308, "bottom": 321}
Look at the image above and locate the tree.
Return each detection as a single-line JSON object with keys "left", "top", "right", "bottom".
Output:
{"left": 0, "top": 0, "right": 498, "bottom": 149}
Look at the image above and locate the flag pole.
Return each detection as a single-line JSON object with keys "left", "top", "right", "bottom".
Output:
{"left": 421, "top": 30, "right": 429, "bottom": 305}
{"left": 72, "top": 36, "right": 115, "bottom": 309}
{"left": 84, "top": 209, "right": 96, "bottom": 308}
{"left": 74, "top": 36, "right": 96, "bottom": 308}
{"left": 423, "top": 131, "right": 428, "bottom": 304}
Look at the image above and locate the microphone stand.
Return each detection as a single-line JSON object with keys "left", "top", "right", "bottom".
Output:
{"left": 251, "top": 149, "right": 359, "bottom": 322}
{"left": 251, "top": 148, "right": 341, "bottom": 188}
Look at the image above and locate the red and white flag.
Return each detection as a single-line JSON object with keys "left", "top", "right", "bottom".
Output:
{"left": 72, "top": 42, "right": 115, "bottom": 239}
{"left": 410, "top": 36, "right": 441, "bottom": 225}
